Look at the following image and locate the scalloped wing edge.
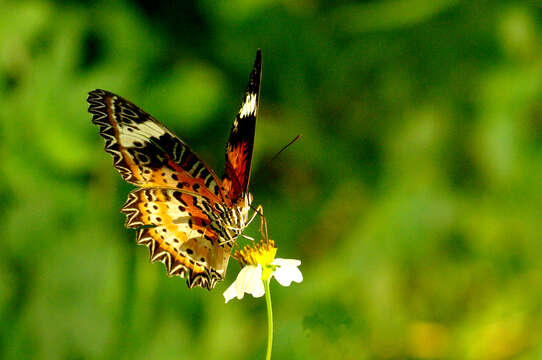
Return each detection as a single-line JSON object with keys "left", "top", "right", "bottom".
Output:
{"left": 88, "top": 89, "right": 142, "bottom": 184}
{"left": 121, "top": 190, "right": 224, "bottom": 290}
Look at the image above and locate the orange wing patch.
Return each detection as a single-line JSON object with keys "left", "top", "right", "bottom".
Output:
{"left": 223, "top": 140, "right": 253, "bottom": 203}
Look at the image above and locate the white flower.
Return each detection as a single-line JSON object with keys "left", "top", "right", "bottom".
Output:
{"left": 224, "top": 258, "right": 303, "bottom": 303}
{"left": 223, "top": 265, "right": 264, "bottom": 302}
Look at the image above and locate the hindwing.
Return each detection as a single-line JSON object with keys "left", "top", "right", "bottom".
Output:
{"left": 121, "top": 188, "right": 232, "bottom": 289}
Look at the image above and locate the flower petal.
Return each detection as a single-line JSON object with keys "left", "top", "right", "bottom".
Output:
{"left": 236, "top": 265, "right": 262, "bottom": 296}
{"left": 248, "top": 278, "right": 265, "bottom": 298}
{"left": 272, "top": 258, "right": 301, "bottom": 267}
{"left": 241, "top": 265, "right": 265, "bottom": 298}
{"left": 223, "top": 265, "right": 266, "bottom": 303}
{"left": 271, "top": 258, "right": 303, "bottom": 286}
{"left": 223, "top": 281, "right": 239, "bottom": 303}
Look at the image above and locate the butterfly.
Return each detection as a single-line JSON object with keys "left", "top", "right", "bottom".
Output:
{"left": 87, "top": 50, "right": 261, "bottom": 290}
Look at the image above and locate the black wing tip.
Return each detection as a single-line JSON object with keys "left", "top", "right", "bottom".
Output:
{"left": 247, "top": 49, "right": 262, "bottom": 94}
{"left": 253, "top": 48, "right": 261, "bottom": 74}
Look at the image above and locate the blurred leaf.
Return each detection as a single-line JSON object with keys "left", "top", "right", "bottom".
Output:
{"left": 332, "top": 0, "right": 459, "bottom": 33}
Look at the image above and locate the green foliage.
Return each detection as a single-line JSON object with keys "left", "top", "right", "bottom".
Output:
{"left": 2, "top": 0, "right": 542, "bottom": 359}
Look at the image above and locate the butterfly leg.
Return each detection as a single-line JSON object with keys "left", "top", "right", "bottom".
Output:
{"left": 220, "top": 219, "right": 242, "bottom": 247}
{"left": 251, "top": 204, "right": 269, "bottom": 242}
{"left": 258, "top": 207, "right": 269, "bottom": 242}
{"left": 226, "top": 204, "right": 263, "bottom": 239}
{"left": 240, "top": 233, "right": 255, "bottom": 241}
{"left": 245, "top": 204, "right": 264, "bottom": 228}
{"left": 223, "top": 203, "right": 261, "bottom": 235}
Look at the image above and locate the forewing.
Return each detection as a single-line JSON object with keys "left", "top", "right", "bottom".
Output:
{"left": 222, "top": 50, "right": 261, "bottom": 203}
{"left": 121, "top": 188, "right": 233, "bottom": 289}
{"left": 88, "top": 89, "right": 225, "bottom": 203}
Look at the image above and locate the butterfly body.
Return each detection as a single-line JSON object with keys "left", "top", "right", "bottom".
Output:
{"left": 88, "top": 50, "right": 261, "bottom": 289}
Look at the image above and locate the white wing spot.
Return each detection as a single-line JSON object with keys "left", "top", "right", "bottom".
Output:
{"left": 139, "top": 121, "right": 166, "bottom": 138}
{"left": 118, "top": 121, "right": 166, "bottom": 147}
{"left": 239, "top": 93, "right": 257, "bottom": 119}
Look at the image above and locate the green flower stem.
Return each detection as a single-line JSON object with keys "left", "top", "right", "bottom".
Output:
{"left": 263, "top": 279, "right": 273, "bottom": 360}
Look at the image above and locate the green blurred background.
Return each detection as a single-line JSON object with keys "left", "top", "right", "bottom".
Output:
{"left": 2, "top": 0, "right": 542, "bottom": 359}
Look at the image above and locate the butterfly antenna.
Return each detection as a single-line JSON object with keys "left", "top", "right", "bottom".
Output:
{"left": 264, "top": 134, "right": 301, "bottom": 172}
{"left": 252, "top": 134, "right": 301, "bottom": 186}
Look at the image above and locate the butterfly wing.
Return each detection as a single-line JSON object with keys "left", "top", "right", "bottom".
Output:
{"left": 88, "top": 89, "right": 233, "bottom": 289}
{"left": 87, "top": 89, "right": 226, "bottom": 203}
{"left": 222, "top": 50, "right": 261, "bottom": 203}
{"left": 121, "top": 188, "right": 232, "bottom": 289}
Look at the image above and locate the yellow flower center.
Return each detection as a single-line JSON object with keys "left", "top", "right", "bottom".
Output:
{"left": 236, "top": 240, "right": 277, "bottom": 267}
